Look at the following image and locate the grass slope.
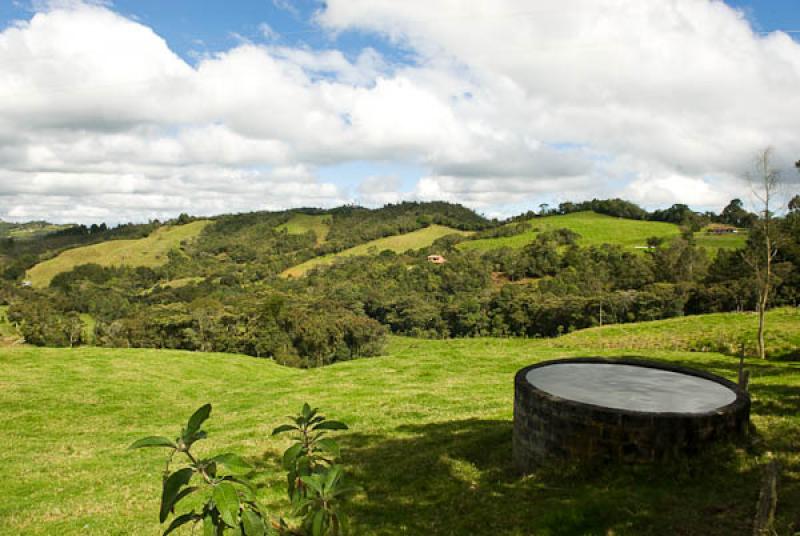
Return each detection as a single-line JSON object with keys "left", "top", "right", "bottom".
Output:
{"left": 458, "top": 212, "right": 681, "bottom": 251}
{"left": 25, "top": 221, "right": 210, "bottom": 288}
{"left": 694, "top": 229, "right": 748, "bottom": 251}
{"left": 0, "top": 221, "right": 74, "bottom": 241}
{"left": 457, "top": 211, "right": 749, "bottom": 253}
{"left": 282, "top": 224, "right": 472, "bottom": 278}
{"left": 275, "top": 214, "right": 330, "bottom": 245}
{"left": 555, "top": 307, "right": 800, "bottom": 359}
{"left": 1, "top": 309, "right": 798, "bottom": 535}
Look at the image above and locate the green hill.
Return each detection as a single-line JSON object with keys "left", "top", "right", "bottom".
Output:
{"left": 1, "top": 309, "right": 798, "bottom": 535}
{"left": 459, "top": 211, "right": 689, "bottom": 252}
{"left": 282, "top": 224, "right": 472, "bottom": 277}
{"left": 275, "top": 213, "right": 331, "bottom": 245}
{"left": 0, "top": 220, "right": 75, "bottom": 241}
{"left": 25, "top": 220, "right": 210, "bottom": 288}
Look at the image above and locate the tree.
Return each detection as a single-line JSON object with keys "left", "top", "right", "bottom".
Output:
{"left": 789, "top": 194, "right": 800, "bottom": 213}
{"left": 743, "top": 148, "right": 782, "bottom": 359}
{"left": 721, "top": 198, "right": 756, "bottom": 228}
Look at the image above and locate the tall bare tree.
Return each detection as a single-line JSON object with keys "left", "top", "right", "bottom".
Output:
{"left": 743, "top": 148, "right": 781, "bottom": 359}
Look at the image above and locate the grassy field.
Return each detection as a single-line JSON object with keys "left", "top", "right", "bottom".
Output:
{"left": 457, "top": 211, "right": 748, "bottom": 254}
{"left": 554, "top": 307, "right": 800, "bottom": 359}
{"left": 282, "top": 224, "right": 472, "bottom": 278}
{"left": 1, "top": 309, "right": 798, "bottom": 535}
{"left": 458, "top": 212, "right": 681, "bottom": 252}
{"left": 275, "top": 214, "right": 331, "bottom": 245}
{"left": 25, "top": 221, "right": 210, "bottom": 288}
{"left": 0, "top": 221, "right": 74, "bottom": 241}
{"left": 694, "top": 229, "right": 748, "bottom": 251}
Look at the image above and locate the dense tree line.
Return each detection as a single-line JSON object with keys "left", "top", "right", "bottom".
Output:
{"left": 1, "top": 198, "right": 797, "bottom": 366}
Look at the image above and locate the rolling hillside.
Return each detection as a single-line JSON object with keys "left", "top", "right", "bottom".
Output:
{"left": 25, "top": 220, "right": 210, "bottom": 288}
{"left": 275, "top": 213, "right": 330, "bottom": 245}
{"left": 458, "top": 211, "right": 724, "bottom": 252}
{"left": 1, "top": 309, "right": 798, "bottom": 535}
{"left": 281, "top": 224, "right": 472, "bottom": 277}
{"left": 555, "top": 307, "right": 800, "bottom": 359}
{"left": 0, "top": 220, "right": 74, "bottom": 241}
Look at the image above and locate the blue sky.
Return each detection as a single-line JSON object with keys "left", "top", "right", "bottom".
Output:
{"left": 2, "top": 1, "right": 793, "bottom": 66}
{"left": 0, "top": 1, "right": 798, "bottom": 223}
{"left": 2, "top": 0, "right": 415, "bottom": 64}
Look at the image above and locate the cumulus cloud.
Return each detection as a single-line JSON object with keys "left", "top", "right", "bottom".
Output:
{"left": 319, "top": 0, "right": 800, "bottom": 207}
{"left": 0, "top": 0, "right": 799, "bottom": 223}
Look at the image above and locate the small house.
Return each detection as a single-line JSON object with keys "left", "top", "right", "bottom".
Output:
{"left": 706, "top": 224, "right": 738, "bottom": 235}
{"left": 427, "top": 254, "right": 446, "bottom": 264}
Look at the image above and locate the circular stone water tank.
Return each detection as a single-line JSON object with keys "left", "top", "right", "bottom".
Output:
{"left": 513, "top": 357, "right": 750, "bottom": 472}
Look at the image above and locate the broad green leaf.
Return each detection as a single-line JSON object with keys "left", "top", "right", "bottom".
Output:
{"left": 203, "top": 514, "right": 215, "bottom": 536}
{"left": 238, "top": 484, "right": 256, "bottom": 503}
{"left": 282, "top": 443, "right": 303, "bottom": 469}
{"left": 129, "top": 436, "right": 177, "bottom": 450}
{"left": 324, "top": 465, "right": 343, "bottom": 491}
{"left": 271, "top": 424, "right": 298, "bottom": 436}
{"left": 312, "top": 420, "right": 348, "bottom": 432}
{"left": 212, "top": 481, "right": 240, "bottom": 528}
{"left": 311, "top": 510, "right": 325, "bottom": 536}
{"left": 220, "top": 475, "right": 256, "bottom": 493}
{"left": 187, "top": 430, "right": 208, "bottom": 446}
{"left": 162, "top": 512, "right": 197, "bottom": 535}
{"left": 209, "top": 453, "right": 252, "bottom": 473}
{"left": 241, "top": 510, "right": 266, "bottom": 536}
{"left": 171, "top": 486, "right": 199, "bottom": 509}
{"left": 301, "top": 403, "right": 311, "bottom": 419}
{"left": 315, "top": 438, "right": 340, "bottom": 457}
{"left": 160, "top": 467, "right": 194, "bottom": 523}
{"left": 300, "top": 474, "right": 323, "bottom": 495}
{"left": 185, "top": 403, "right": 212, "bottom": 440}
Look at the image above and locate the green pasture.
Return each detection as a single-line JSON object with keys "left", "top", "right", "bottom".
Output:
{"left": 282, "top": 224, "right": 472, "bottom": 278}
{"left": 458, "top": 212, "right": 681, "bottom": 252}
{"left": 1, "top": 309, "right": 798, "bottom": 535}
{"left": 276, "top": 214, "right": 331, "bottom": 246}
{"left": 457, "top": 211, "right": 748, "bottom": 254}
{"left": 25, "top": 221, "right": 210, "bottom": 288}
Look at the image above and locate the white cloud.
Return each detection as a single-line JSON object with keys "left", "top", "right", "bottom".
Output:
{"left": 0, "top": 0, "right": 799, "bottom": 223}
{"left": 357, "top": 175, "right": 405, "bottom": 206}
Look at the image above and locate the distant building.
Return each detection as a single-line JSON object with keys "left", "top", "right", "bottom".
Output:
{"left": 706, "top": 224, "right": 738, "bottom": 234}
{"left": 427, "top": 254, "right": 446, "bottom": 264}
{"left": 21, "top": 280, "right": 32, "bottom": 287}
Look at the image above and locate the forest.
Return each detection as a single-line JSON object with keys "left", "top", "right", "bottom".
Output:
{"left": 1, "top": 196, "right": 799, "bottom": 367}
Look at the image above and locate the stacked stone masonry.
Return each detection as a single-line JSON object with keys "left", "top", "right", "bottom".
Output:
{"left": 513, "top": 357, "right": 751, "bottom": 473}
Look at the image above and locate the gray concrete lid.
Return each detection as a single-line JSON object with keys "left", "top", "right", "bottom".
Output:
{"left": 526, "top": 362, "right": 737, "bottom": 413}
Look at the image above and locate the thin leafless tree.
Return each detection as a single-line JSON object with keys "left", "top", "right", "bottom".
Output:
{"left": 743, "top": 148, "right": 782, "bottom": 359}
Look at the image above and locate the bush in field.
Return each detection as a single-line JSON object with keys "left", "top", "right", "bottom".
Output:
{"left": 131, "top": 403, "right": 356, "bottom": 536}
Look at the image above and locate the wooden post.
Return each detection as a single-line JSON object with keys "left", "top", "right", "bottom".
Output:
{"left": 738, "top": 342, "right": 750, "bottom": 392}
{"left": 752, "top": 455, "right": 779, "bottom": 536}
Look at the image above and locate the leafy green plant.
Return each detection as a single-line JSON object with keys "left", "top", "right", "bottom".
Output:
{"left": 130, "top": 404, "right": 270, "bottom": 535}
{"left": 294, "top": 465, "right": 357, "bottom": 536}
{"left": 273, "top": 404, "right": 356, "bottom": 535}
{"left": 132, "top": 403, "right": 356, "bottom": 535}
{"left": 272, "top": 403, "right": 348, "bottom": 500}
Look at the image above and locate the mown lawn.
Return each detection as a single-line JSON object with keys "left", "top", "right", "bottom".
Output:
{"left": 281, "top": 224, "right": 472, "bottom": 278}
{"left": 1, "top": 310, "right": 798, "bottom": 535}
{"left": 25, "top": 220, "right": 210, "bottom": 288}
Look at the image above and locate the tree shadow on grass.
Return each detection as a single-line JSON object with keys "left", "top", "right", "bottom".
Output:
{"left": 339, "top": 419, "right": 765, "bottom": 536}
